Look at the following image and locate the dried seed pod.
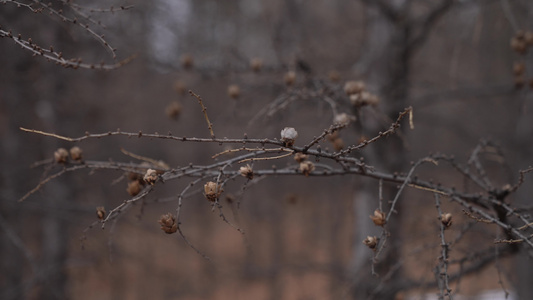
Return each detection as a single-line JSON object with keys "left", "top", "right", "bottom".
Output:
{"left": 128, "top": 172, "right": 143, "bottom": 182}
{"left": 370, "top": 209, "right": 386, "bottom": 226}
{"left": 343, "top": 80, "right": 365, "bottom": 95}
{"left": 293, "top": 153, "right": 308, "bottom": 163}
{"left": 173, "top": 80, "right": 187, "bottom": 95}
{"left": 227, "top": 84, "right": 240, "bottom": 99}
{"left": 366, "top": 94, "right": 380, "bottom": 106}
{"left": 350, "top": 91, "right": 379, "bottom": 107}
{"left": 280, "top": 127, "right": 298, "bottom": 146}
{"left": 250, "top": 58, "right": 263, "bottom": 72}
{"left": 158, "top": 213, "right": 178, "bottom": 234}
{"left": 143, "top": 169, "right": 158, "bottom": 185}
{"left": 350, "top": 92, "right": 365, "bottom": 107}
{"left": 363, "top": 236, "right": 378, "bottom": 250}
{"left": 165, "top": 101, "right": 182, "bottom": 120}
{"left": 54, "top": 148, "right": 69, "bottom": 163}
{"left": 127, "top": 180, "right": 142, "bottom": 196}
{"left": 328, "top": 70, "right": 341, "bottom": 82}
{"left": 515, "top": 30, "right": 525, "bottom": 40}
{"left": 180, "top": 53, "right": 194, "bottom": 69}
{"left": 332, "top": 138, "right": 344, "bottom": 151}
{"left": 284, "top": 71, "right": 296, "bottom": 86}
{"left": 96, "top": 206, "right": 106, "bottom": 220}
{"left": 334, "top": 113, "right": 355, "bottom": 126}
{"left": 525, "top": 31, "right": 533, "bottom": 46}
{"left": 69, "top": 146, "right": 83, "bottom": 161}
{"left": 204, "top": 181, "right": 223, "bottom": 202}
{"left": 299, "top": 161, "right": 315, "bottom": 176}
{"left": 239, "top": 165, "right": 254, "bottom": 179}
{"left": 513, "top": 62, "right": 526, "bottom": 76}
{"left": 441, "top": 213, "right": 452, "bottom": 228}
{"left": 511, "top": 37, "right": 527, "bottom": 54}
{"left": 327, "top": 131, "right": 339, "bottom": 142}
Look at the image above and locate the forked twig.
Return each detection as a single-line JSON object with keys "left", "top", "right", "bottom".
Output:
{"left": 334, "top": 106, "right": 413, "bottom": 157}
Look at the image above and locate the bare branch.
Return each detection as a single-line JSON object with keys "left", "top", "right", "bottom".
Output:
{"left": 189, "top": 90, "right": 216, "bottom": 138}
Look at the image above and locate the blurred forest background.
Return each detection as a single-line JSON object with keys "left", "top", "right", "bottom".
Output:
{"left": 2, "top": 0, "right": 533, "bottom": 299}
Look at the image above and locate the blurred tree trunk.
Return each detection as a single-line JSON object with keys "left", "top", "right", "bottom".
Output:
{"left": 350, "top": 4, "right": 409, "bottom": 299}
{"left": 514, "top": 5, "right": 533, "bottom": 298}
{"left": 350, "top": 1, "right": 451, "bottom": 298}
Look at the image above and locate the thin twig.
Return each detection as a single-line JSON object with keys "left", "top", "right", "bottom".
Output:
{"left": 435, "top": 193, "right": 453, "bottom": 300}
{"left": 462, "top": 209, "right": 494, "bottom": 224}
{"left": 102, "top": 186, "right": 153, "bottom": 227}
{"left": 189, "top": 90, "right": 215, "bottom": 138}
{"left": 120, "top": 147, "right": 170, "bottom": 170}
{"left": 212, "top": 147, "right": 290, "bottom": 159}
{"left": 175, "top": 177, "right": 212, "bottom": 261}
{"left": 238, "top": 152, "right": 293, "bottom": 163}
{"left": 334, "top": 107, "right": 412, "bottom": 158}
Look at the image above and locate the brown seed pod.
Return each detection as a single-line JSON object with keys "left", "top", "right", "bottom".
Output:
{"left": 204, "top": 181, "right": 223, "bottom": 202}
{"left": 366, "top": 94, "right": 380, "bottom": 106}
{"left": 328, "top": 70, "right": 341, "bottom": 82}
{"left": 180, "top": 53, "right": 194, "bottom": 69}
{"left": 127, "top": 172, "right": 143, "bottom": 182}
{"left": 441, "top": 213, "right": 452, "bottom": 228}
{"left": 293, "top": 153, "right": 308, "bottom": 163}
{"left": 250, "top": 58, "right": 263, "bottom": 72}
{"left": 96, "top": 206, "right": 106, "bottom": 220}
{"left": 350, "top": 92, "right": 366, "bottom": 107}
{"left": 363, "top": 236, "right": 379, "bottom": 250}
{"left": 350, "top": 91, "right": 379, "bottom": 107}
{"left": 334, "top": 113, "right": 355, "bottom": 126}
{"left": 511, "top": 37, "right": 527, "bottom": 55}
{"left": 344, "top": 80, "right": 365, "bottom": 95}
{"left": 513, "top": 62, "right": 526, "bottom": 76}
{"left": 284, "top": 71, "right": 296, "bottom": 86}
{"left": 165, "top": 101, "right": 182, "bottom": 120}
{"left": 126, "top": 180, "right": 142, "bottom": 196}
{"left": 173, "top": 80, "right": 187, "bottom": 95}
{"left": 299, "top": 161, "right": 315, "bottom": 176}
{"left": 54, "top": 148, "right": 69, "bottom": 164}
{"left": 158, "top": 213, "right": 178, "bottom": 234}
{"left": 227, "top": 84, "right": 240, "bottom": 99}
{"left": 525, "top": 31, "right": 533, "bottom": 46}
{"left": 332, "top": 138, "right": 344, "bottom": 151}
{"left": 327, "top": 131, "right": 339, "bottom": 142}
{"left": 515, "top": 30, "right": 525, "bottom": 40}
{"left": 370, "top": 209, "right": 386, "bottom": 226}
{"left": 239, "top": 165, "right": 254, "bottom": 179}
{"left": 143, "top": 169, "right": 158, "bottom": 185}
{"left": 69, "top": 146, "right": 83, "bottom": 161}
